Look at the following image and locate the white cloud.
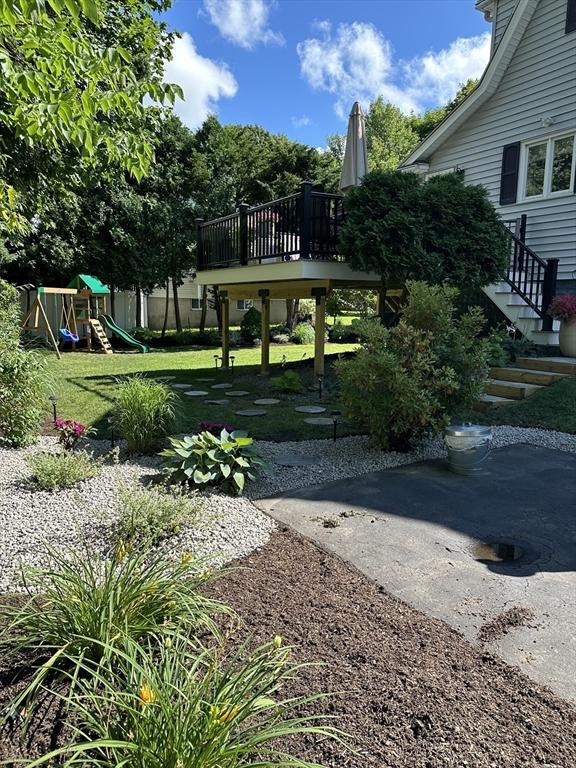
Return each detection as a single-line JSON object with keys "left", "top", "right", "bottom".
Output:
{"left": 404, "top": 33, "right": 491, "bottom": 107}
{"left": 164, "top": 33, "right": 238, "bottom": 129}
{"left": 291, "top": 115, "right": 311, "bottom": 127}
{"left": 203, "top": 0, "right": 284, "bottom": 49}
{"left": 297, "top": 22, "right": 490, "bottom": 118}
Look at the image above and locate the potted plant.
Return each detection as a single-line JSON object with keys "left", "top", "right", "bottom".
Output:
{"left": 548, "top": 294, "right": 576, "bottom": 356}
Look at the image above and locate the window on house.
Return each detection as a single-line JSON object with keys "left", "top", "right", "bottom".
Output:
{"left": 190, "top": 287, "right": 202, "bottom": 310}
{"left": 236, "top": 299, "right": 253, "bottom": 311}
{"left": 522, "top": 134, "right": 576, "bottom": 199}
{"left": 566, "top": 0, "right": 576, "bottom": 33}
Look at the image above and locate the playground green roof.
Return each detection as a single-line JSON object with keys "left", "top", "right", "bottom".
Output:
{"left": 67, "top": 274, "right": 110, "bottom": 294}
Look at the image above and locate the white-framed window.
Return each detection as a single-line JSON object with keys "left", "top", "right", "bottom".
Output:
{"left": 520, "top": 133, "right": 576, "bottom": 200}
{"left": 236, "top": 299, "right": 253, "bottom": 311}
{"left": 190, "top": 286, "right": 202, "bottom": 310}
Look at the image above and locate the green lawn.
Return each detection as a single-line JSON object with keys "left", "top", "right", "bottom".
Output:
{"left": 476, "top": 377, "right": 576, "bottom": 434}
{"left": 45, "top": 343, "right": 358, "bottom": 441}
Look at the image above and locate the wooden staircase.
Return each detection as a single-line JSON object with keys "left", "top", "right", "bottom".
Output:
{"left": 89, "top": 318, "right": 114, "bottom": 354}
{"left": 480, "top": 356, "right": 576, "bottom": 407}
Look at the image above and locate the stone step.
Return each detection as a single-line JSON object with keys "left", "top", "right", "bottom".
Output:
{"left": 515, "top": 356, "right": 576, "bottom": 375}
{"left": 477, "top": 393, "right": 516, "bottom": 411}
{"left": 485, "top": 379, "right": 543, "bottom": 400}
{"left": 489, "top": 367, "right": 568, "bottom": 386}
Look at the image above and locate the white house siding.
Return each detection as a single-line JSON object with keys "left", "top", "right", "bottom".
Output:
{"left": 493, "top": 0, "right": 520, "bottom": 49}
{"left": 425, "top": 0, "right": 576, "bottom": 283}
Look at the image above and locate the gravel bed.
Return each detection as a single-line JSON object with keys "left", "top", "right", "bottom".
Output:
{"left": 0, "top": 437, "right": 275, "bottom": 593}
{"left": 250, "top": 425, "right": 576, "bottom": 498}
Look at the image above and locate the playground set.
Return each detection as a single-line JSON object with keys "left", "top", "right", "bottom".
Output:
{"left": 21, "top": 274, "right": 149, "bottom": 359}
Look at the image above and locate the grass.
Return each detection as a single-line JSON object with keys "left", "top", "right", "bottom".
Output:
{"left": 476, "top": 377, "right": 576, "bottom": 433}
{"left": 44, "top": 343, "right": 358, "bottom": 442}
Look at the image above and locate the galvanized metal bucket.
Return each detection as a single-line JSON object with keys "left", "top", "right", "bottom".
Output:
{"left": 444, "top": 423, "right": 493, "bottom": 475}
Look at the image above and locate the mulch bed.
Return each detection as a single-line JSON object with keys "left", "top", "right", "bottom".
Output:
{"left": 205, "top": 528, "right": 576, "bottom": 768}
{"left": 1, "top": 528, "right": 574, "bottom": 767}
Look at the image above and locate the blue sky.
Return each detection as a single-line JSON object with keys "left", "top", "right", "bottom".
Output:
{"left": 161, "top": 0, "right": 492, "bottom": 147}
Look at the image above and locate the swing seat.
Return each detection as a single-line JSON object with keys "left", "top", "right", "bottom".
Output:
{"left": 59, "top": 328, "right": 80, "bottom": 343}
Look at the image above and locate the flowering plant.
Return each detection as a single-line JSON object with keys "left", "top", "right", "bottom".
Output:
{"left": 53, "top": 418, "right": 93, "bottom": 450}
{"left": 548, "top": 294, "right": 576, "bottom": 321}
{"left": 199, "top": 420, "right": 234, "bottom": 436}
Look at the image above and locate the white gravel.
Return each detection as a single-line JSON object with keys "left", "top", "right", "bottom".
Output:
{"left": 2, "top": 426, "right": 576, "bottom": 592}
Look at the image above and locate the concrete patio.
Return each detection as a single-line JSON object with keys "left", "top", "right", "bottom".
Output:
{"left": 257, "top": 443, "right": 576, "bottom": 700}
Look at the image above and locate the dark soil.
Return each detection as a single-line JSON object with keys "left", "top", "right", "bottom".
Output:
{"left": 478, "top": 606, "right": 536, "bottom": 644}
{"left": 1, "top": 530, "right": 574, "bottom": 767}
{"left": 205, "top": 529, "right": 576, "bottom": 768}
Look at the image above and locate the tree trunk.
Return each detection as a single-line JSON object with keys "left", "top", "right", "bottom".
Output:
{"left": 378, "top": 281, "right": 388, "bottom": 324}
{"left": 199, "top": 285, "right": 208, "bottom": 333}
{"left": 135, "top": 288, "right": 142, "bottom": 329}
{"left": 212, "top": 286, "right": 222, "bottom": 333}
{"left": 161, "top": 281, "right": 170, "bottom": 338}
{"left": 286, "top": 299, "right": 300, "bottom": 330}
{"left": 110, "top": 285, "right": 116, "bottom": 320}
{"left": 172, "top": 277, "right": 182, "bottom": 333}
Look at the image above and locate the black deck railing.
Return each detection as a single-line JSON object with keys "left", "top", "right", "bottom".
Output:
{"left": 502, "top": 214, "right": 558, "bottom": 332}
{"left": 196, "top": 182, "right": 345, "bottom": 270}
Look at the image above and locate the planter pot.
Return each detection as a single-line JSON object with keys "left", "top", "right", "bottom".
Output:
{"left": 558, "top": 318, "right": 576, "bottom": 357}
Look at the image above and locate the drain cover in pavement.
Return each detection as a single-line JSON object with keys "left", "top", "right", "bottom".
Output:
{"left": 472, "top": 542, "right": 524, "bottom": 563}
{"left": 183, "top": 390, "right": 208, "bottom": 397}
{"left": 211, "top": 383, "right": 234, "bottom": 389}
{"left": 304, "top": 417, "right": 334, "bottom": 426}
{"left": 295, "top": 405, "right": 326, "bottom": 414}
{"left": 235, "top": 409, "right": 267, "bottom": 416}
{"left": 226, "top": 390, "right": 250, "bottom": 397}
{"left": 205, "top": 399, "right": 230, "bottom": 405}
{"left": 275, "top": 452, "right": 318, "bottom": 466}
{"left": 254, "top": 398, "right": 280, "bottom": 405}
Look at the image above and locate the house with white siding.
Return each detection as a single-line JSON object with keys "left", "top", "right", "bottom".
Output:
{"left": 399, "top": 0, "right": 576, "bottom": 344}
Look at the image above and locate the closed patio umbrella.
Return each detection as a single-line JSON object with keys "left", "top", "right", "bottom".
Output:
{"left": 339, "top": 101, "right": 368, "bottom": 191}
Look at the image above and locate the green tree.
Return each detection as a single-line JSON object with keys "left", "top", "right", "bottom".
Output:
{"left": 366, "top": 99, "right": 420, "bottom": 172}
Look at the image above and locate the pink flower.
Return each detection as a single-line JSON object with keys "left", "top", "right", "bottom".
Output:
{"left": 548, "top": 294, "right": 576, "bottom": 321}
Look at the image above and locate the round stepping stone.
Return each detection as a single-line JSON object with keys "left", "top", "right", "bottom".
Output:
{"left": 195, "top": 377, "right": 214, "bottom": 382}
{"left": 183, "top": 390, "right": 208, "bottom": 397}
{"left": 295, "top": 405, "right": 327, "bottom": 414}
{"left": 254, "top": 398, "right": 280, "bottom": 405}
{"left": 304, "top": 417, "right": 334, "bottom": 426}
{"left": 211, "top": 383, "right": 234, "bottom": 389}
{"left": 156, "top": 375, "right": 176, "bottom": 382}
{"left": 235, "top": 408, "right": 267, "bottom": 417}
{"left": 171, "top": 383, "right": 194, "bottom": 389}
{"left": 226, "top": 390, "right": 250, "bottom": 397}
{"left": 275, "top": 452, "right": 318, "bottom": 467}
{"left": 205, "top": 399, "right": 230, "bottom": 405}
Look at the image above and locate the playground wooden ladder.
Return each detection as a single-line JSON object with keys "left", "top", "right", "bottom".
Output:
{"left": 89, "top": 318, "right": 114, "bottom": 354}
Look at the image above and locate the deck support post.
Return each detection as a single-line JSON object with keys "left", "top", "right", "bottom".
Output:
{"left": 259, "top": 289, "right": 270, "bottom": 375}
{"left": 220, "top": 290, "right": 230, "bottom": 368}
{"left": 312, "top": 287, "right": 326, "bottom": 378}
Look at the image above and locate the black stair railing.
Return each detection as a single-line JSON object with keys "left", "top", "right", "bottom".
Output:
{"left": 502, "top": 215, "right": 558, "bottom": 332}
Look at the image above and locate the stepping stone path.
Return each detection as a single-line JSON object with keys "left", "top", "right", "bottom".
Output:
{"left": 205, "top": 399, "right": 230, "bottom": 405}
{"left": 254, "top": 398, "right": 280, "bottom": 405}
{"left": 171, "top": 383, "right": 194, "bottom": 389}
{"left": 211, "top": 383, "right": 234, "bottom": 389}
{"left": 304, "top": 417, "right": 334, "bottom": 426}
{"left": 295, "top": 405, "right": 327, "bottom": 414}
{"left": 235, "top": 409, "right": 267, "bottom": 417}
{"left": 195, "top": 378, "right": 214, "bottom": 382}
{"left": 226, "top": 390, "right": 250, "bottom": 397}
{"left": 183, "top": 390, "right": 208, "bottom": 397}
{"left": 275, "top": 452, "right": 319, "bottom": 467}
{"left": 156, "top": 376, "right": 176, "bottom": 382}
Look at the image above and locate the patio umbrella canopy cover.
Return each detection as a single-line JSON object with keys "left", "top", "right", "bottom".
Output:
{"left": 339, "top": 101, "right": 368, "bottom": 191}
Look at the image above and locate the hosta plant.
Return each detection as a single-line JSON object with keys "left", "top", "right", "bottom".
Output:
{"left": 161, "top": 429, "right": 265, "bottom": 495}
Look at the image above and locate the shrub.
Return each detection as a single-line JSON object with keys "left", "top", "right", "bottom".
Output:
{"left": 270, "top": 369, "right": 304, "bottom": 393}
{"left": 161, "top": 429, "right": 265, "bottom": 496}
{"left": 328, "top": 322, "right": 362, "bottom": 343}
{"left": 548, "top": 293, "right": 576, "bottom": 320}
{"left": 0, "top": 347, "right": 47, "bottom": 447}
{"left": 270, "top": 324, "right": 290, "bottom": 338}
{"left": 27, "top": 450, "right": 103, "bottom": 490}
{"left": 199, "top": 420, "right": 235, "bottom": 435}
{"left": 335, "top": 282, "right": 492, "bottom": 450}
{"left": 0, "top": 548, "right": 225, "bottom": 719}
{"left": 46, "top": 636, "right": 338, "bottom": 768}
{"left": 129, "top": 326, "right": 156, "bottom": 343}
{"left": 112, "top": 376, "right": 175, "bottom": 453}
{"left": 129, "top": 328, "right": 221, "bottom": 348}
{"left": 53, "top": 418, "right": 93, "bottom": 451}
{"left": 240, "top": 306, "right": 262, "bottom": 343}
{"left": 291, "top": 322, "right": 315, "bottom": 344}
{"left": 272, "top": 333, "right": 291, "bottom": 344}
{"left": 115, "top": 484, "right": 203, "bottom": 548}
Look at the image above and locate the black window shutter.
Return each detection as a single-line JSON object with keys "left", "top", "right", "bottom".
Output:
{"left": 499, "top": 142, "right": 521, "bottom": 205}
{"left": 567, "top": 0, "right": 576, "bottom": 33}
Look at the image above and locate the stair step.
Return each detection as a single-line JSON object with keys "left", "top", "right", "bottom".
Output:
{"left": 515, "top": 356, "right": 576, "bottom": 375}
{"left": 489, "top": 367, "right": 568, "bottom": 386}
{"left": 485, "top": 379, "right": 543, "bottom": 400}
{"left": 477, "top": 394, "right": 516, "bottom": 410}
